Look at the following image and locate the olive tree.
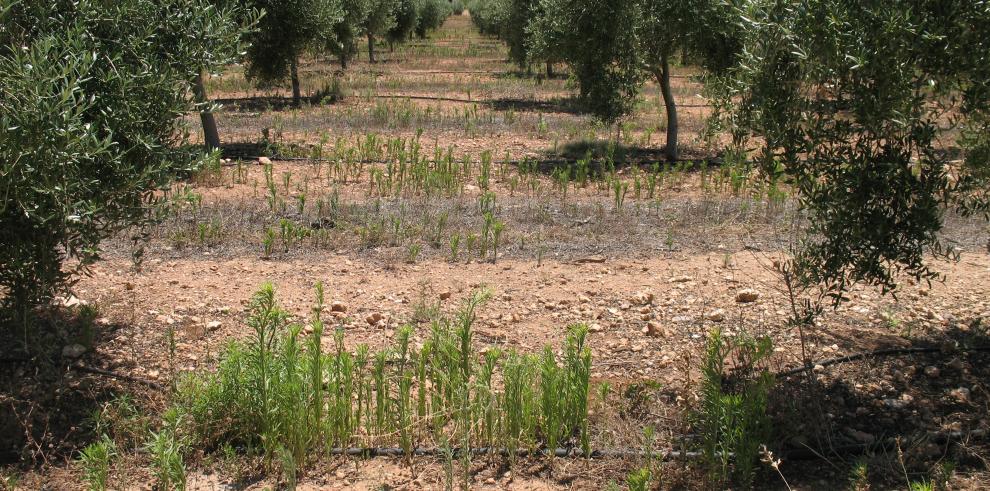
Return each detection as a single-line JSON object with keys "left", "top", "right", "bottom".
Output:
{"left": 709, "top": 0, "right": 990, "bottom": 299}
{"left": 501, "top": 0, "right": 555, "bottom": 76}
{"left": 245, "top": 0, "right": 343, "bottom": 105}
{"left": 529, "top": 0, "right": 644, "bottom": 124}
{"left": 330, "top": 0, "right": 371, "bottom": 69}
{"left": 527, "top": 0, "right": 738, "bottom": 160}
{"left": 0, "top": 0, "right": 246, "bottom": 323}
{"left": 364, "top": 0, "right": 399, "bottom": 63}
{"left": 388, "top": 0, "right": 420, "bottom": 48}
{"left": 187, "top": 0, "right": 260, "bottom": 149}
{"left": 415, "top": 0, "right": 452, "bottom": 38}
{"left": 468, "top": 0, "right": 510, "bottom": 36}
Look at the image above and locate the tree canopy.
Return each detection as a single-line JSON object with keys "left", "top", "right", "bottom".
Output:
{"left": 708, "top": 0, "right": 990, "bottom": 298}
{"left": 0, "top": 0, "right": 251, "bottom": 317}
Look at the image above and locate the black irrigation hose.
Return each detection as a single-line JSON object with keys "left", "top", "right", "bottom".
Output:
{"left": 324, "top": 427, "right": 988, "bottom": 461}
{"left": 326, "top": 446, "right": 702, "bottom": 460}
{"left": 368, "top": 94, "right": 714, "bottom": 107}
{"left": 776, "top": 346, "right": 990, "bottom": 378}
{"left": 222, "top": 155, "right": 739, "bottom": 167}
{"left": 71, "top": 364, "right": 165, "bottom": 390}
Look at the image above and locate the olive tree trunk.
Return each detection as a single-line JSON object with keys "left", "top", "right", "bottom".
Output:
{"left": 290, "top": 57, "right": 302, "bottom": 107}
{"left": 368, "top": 34, "right": 376, "bottom": 63}
{"left": 657, "top": 54, "right": 678, "bottom": 161}
{"left": 193, "top": 70, "right": 221, "bottom": 150}
{"left": 546, "top": 61, "right": 553, "bottom": 78}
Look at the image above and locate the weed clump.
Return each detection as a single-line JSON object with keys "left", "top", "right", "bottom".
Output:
{"left": 159, "top": 283, "right": 595, "bottom": 487}
{"left": 697, "top": 326, "right": 775, "bottom": 488}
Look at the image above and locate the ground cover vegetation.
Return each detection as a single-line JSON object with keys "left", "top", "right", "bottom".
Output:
{"left": 1, "top": 1, "right": 990, "bottom": 489}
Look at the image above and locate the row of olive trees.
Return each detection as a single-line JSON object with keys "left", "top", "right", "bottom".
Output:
{"left": 472, "top": 0, "right": 990, "bottom": 309}
{"left": 243, "top": 0, "right": 455, "bottom": 107}
{"left": 195, "top": 0, "right": 454, "bottom": 150}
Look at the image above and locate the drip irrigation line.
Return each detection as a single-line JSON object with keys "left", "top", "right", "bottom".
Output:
{"left": 322, "top": 428, "right": 988, "bottom": 462}
{"left": 325, "top": 446, "right": 703, "bottom": 460}
{"left": 71, "top": 364, "right": 165, "bottom": 390}
{"left": 776, "top": 346, "right": 990, "bottom": 378}
{"left": 209, "top": 93, "right": 710, "bottom": 107}
{"left": 368, "top": 94, "right": 713, "bottom": 107}
{"left": 220, "top": 155, "right": 740, "bottom": 168}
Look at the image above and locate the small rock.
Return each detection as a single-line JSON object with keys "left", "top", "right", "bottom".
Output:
{"left": 644, "top": 321, "right": 666, "bottom": 337}
{"left": 630, "top": 291, "right": 654, "bottom": 306}
{"left": 844, "top": 428, "right": 876, "bottom": 444}
{"left": 439, "top": 291, "right": 452, "bottom": 300}
{"left": 883, "top": 398, "right": 908, "bottom": 410}
{"left": 735, "top": 289, "right": 760, "bottom": 303}
{"left": 330, "top": 301, "right": 348, "bottom": 313}
{"left": 206, "top": 320, "right": 222, "bottom": 331}
{"left": 588, "top": 323, "right": 603, "bottom": 333}
{"left": 924, "top": 366, "right": 940, "bottom": 378}
{"left": 669, "top": 275, "right": 694, "bottom": 283}
{"left": 59, "top": 295, "right": 84, "bottom": 308}
{"left": 62, "top": 344, "right": 87, "bottom": 359}
{"left": 257, "top": 156, "right": 272, "bottom": 165}
{"left": 575, "top": 255, "right": 606, "bottom": 264}
{"left": 705, "top": 309, "right": 726, "bottom": 322}
{"left": 366, "top": 312, "right": 383, "bottom": 326}
{"left": 949, "top": 387, "right": 970, "bottom": 403}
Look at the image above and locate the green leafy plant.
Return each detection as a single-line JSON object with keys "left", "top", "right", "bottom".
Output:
{"left": 157, "top": 284, "right": 600, "bottom": 481}
{"left": 147, "top": 410, "right": 187, "bottom": 491}
{"left": 698, "top": 327, "right": 774, "bottom": 488}
{"left": 449, "top": 234, "right": 462, "bottom": 262}
{"left": 79, "top": 435, "right": 116, "bottom": 491}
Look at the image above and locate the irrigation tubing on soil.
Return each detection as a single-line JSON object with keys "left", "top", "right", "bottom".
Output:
{"left": 71, "top": 364, "right": 165, "bottom": 390}
{"left": 221, "top": 155, "right": 742, "bottom": 168}
{"left": 323, "top": 427, "right": 987, "bottom": 461}
{"left": 368, "top": 94, "right": 714, "bottom": 107}
{"left": 325, "top": 446, "right": 705, "bottom": 460}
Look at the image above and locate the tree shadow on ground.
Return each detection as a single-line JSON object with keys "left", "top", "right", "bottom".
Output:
{"left": 219, "top": 142, "right": 268, "bottom": 160}
{"left": 494, "top": 68, "right": 570, "bottom": 81}
{"left": 485, "top": 96, "right": 584, "bottom": 115}
{"left": 518, "top": 139, "right": 718, "bottom": 175}
{"left": 214, "top": 92, "right": 342, "bottom": 113}
{"left": 0, "top": 307, "right": 156, "bottom": 468}
{"left": 767, "top": 322, "right": 990, "bottom": 488}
